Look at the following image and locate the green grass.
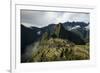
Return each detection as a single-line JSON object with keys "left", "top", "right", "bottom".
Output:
{"left": 28, "top": 38, "right": 89, "bottom": 62}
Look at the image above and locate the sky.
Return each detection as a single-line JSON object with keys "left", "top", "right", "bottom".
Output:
{"left": 21, "top": 10, "right": 90, "bottom": 28}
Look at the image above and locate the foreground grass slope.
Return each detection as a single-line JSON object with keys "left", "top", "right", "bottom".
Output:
{"left": 29, "top": 38, "right": 89, "bottom": 62}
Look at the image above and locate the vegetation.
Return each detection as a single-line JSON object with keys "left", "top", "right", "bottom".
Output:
{"left": 29, "top": 38, "right": 89, "bottom": 62}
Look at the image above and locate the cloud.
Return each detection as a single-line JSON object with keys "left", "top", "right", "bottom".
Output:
{"left": 69, "top": 25, "right": 80, "bottom": 30}
{"left": 21, "top": 10, "right": 89, "bottom": 28}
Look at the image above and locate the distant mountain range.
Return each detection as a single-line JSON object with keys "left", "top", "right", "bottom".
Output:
{"left": 21, "top": 22, "right": 89, "bottom": 55}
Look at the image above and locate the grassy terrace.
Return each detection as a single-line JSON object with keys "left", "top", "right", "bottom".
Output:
{"left": 28, "top": 38, "right": 90, "bottom": 62}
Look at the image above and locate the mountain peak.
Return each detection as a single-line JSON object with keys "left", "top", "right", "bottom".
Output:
{"left": 55, "top": 23, "right": 64, "bottom": 29}
{"left": 51, "top": 23, "right": 66, "bottom": 38}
